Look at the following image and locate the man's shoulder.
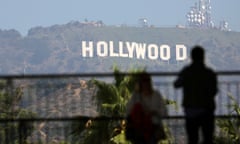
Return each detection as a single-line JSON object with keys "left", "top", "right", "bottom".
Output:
{"left": 179, "top": 65, "right": 192, "bottom": 74}
{"left": 179, "top": 64, "right": 216, "bottom": 77}
{"left": 205, "top": 66, "right": 217, "bottom": 75}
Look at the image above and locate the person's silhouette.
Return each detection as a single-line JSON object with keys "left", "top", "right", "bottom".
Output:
{"left": 174, "top": 46, "right": 218, "bottom": 144}
{"left": 126, "top": 72, "right": 167, "bottom": 144}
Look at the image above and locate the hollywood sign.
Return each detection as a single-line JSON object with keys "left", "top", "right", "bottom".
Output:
{"left": 82, "top": 41, "right": 187, "bottom": 61}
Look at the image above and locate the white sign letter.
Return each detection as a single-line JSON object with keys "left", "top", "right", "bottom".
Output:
{"left": 176, "top": 45, "right": 187, "bottom": 61}
{"left": 97, "top": 41, "right": 108, "bottom": 57}
{"left": 135, "top": 43, "right": 146, "bottom": 59}
{"left": 109, "top": 41, "right": 119, "bottom": 57}
{"left": 126, "top": 42, "right": 136, "bottom": 58}
{"left": 160, "top": 45, "right": 170, "bottom": 61}
{"left": 82, "top": 41, "right": 94, "bottom": 57}
{"left": 119, "top": 41, "right": 128, "bottom": 57}
{"left": 148, "top": 44, "right": 158, "bottom": 60}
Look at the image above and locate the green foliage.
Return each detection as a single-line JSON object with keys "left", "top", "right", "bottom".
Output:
{"left": 93, "top": 65, "right": 145, "bottom": 117}
{"left": 70, "top": 66, "right": 176, "bottom": 144}
{"left": 70, "top": 66, "right": 144, "bottom": 144}
{"left": 0, "top": 80, "right": 37, "bottom": 144}
{"left": 215, "top": 93, "right": 240, "bottom": 144}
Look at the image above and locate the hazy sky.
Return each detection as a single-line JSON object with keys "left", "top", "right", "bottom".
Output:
{"left": 0, "top": 0, "right": 239, "bottom": 35}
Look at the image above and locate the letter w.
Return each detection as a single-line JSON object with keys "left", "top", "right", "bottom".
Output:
{"left": 135, "top": 43, "right": 146, "bottom": 59}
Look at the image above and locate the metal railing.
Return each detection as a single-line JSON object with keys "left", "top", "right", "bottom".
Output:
{"left": 0, "top": 71, "right": 240, "bottom": 144}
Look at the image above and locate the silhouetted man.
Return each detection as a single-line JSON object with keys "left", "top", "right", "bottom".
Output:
{"left": 174, "top": 46, "right": 218, "bottom": 144}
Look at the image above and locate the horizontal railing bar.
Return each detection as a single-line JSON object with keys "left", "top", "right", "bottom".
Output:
{"left": 0, "top": 71, "right": 240, "bottom": 79}
{"left": 0, "top": 115, "right": 239, "bottom": 122}
{"left": 0, "top": 72, "right": 176, "bottom": 79}
{"left": 217, "top": 71, "right": 240, "bottom": 75}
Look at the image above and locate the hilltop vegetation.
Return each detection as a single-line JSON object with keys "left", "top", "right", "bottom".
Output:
{"left": 0, "top": 21, "right": 240, "bottom": 74}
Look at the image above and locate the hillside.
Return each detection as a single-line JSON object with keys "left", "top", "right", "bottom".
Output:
{"left": 2, "top": 23, "right": 240, "bottom": 142}
{"left": 0, "top": 22, "right": 240, "bottom": 74}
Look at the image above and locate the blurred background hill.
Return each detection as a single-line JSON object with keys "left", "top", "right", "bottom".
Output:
{"left": 0, "top": 22, "right": 240, "bottom": 75}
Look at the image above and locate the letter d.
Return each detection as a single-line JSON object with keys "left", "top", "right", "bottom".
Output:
{"left": 176, "top": 45, "right": 187, "bottom": 61}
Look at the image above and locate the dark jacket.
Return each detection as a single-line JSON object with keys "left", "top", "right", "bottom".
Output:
{"left": 174, "top": 62, "right": 218, "bottom": 110}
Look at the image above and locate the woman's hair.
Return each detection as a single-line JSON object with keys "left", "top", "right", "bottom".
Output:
{"left": 138, "top": 72, "right": 153, "bottom": 94}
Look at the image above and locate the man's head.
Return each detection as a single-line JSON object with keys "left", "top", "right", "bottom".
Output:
{"left": 191, "top": 45, "right": 205, "bottom": 63}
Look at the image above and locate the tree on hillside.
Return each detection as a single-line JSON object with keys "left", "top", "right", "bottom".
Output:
{"left": 70, "top": 66, "right": 144, "bottom": 144}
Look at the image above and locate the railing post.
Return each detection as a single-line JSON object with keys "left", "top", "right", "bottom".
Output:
{"left": 6, "top": 78, "right": 14, "bottom": 144}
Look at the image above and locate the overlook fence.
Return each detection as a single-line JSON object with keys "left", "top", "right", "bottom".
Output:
{"left": 0, "top": 71, "right": 240, "bottom": 144}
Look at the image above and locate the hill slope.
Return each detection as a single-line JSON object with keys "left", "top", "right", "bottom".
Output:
{"left": 0, "top": 22, "right": 240, "bottom": 74}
